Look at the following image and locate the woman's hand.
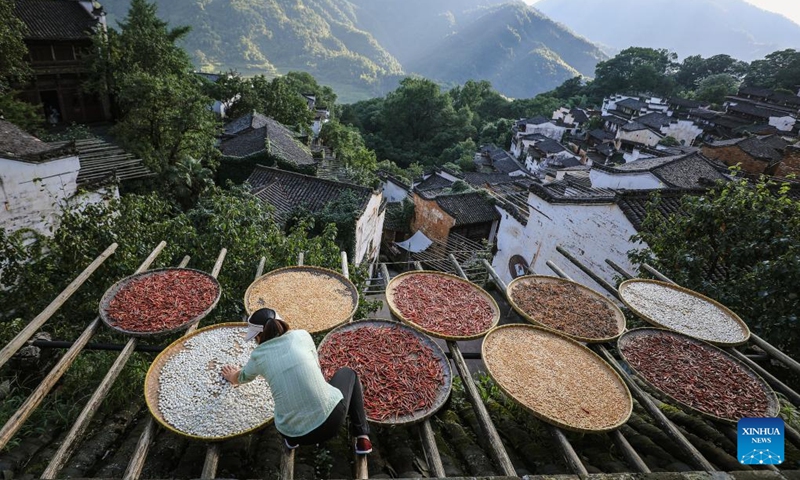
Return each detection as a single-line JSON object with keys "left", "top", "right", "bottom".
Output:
{"left": 221, "top": 365, "right": 241, "bottom": 386}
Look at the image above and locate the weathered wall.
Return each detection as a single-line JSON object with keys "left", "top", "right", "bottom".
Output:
{"left": 354, "top": 192, "right": 385, "bottom": 265}
{"left": 777, "top": 146, "right": 800, "bottom": 177}
{"left": 492, "top": 194, "right": 641, "bottom": 292}
{"left": 701, "top": 145, "right": 771, "bottom": 175}
{"left": 0, "top": 155, "right": 80, "bottom": 235}
{"left": 769, "top": 115, "right": 796, "bottom": 132}
{"left": 618, "top": 128, "right": 662, "bottom": 148}
{"left": 381, "top": 179, "right": 409, "bottom": 203}
{"left": 660, "top": 119, "right": 703, "bottom": 146}
{"left": 590, "top": 169, "right": 663, "bottom": 190}
{"left": 411, "top": 193, "right": 454, "bottom": 244}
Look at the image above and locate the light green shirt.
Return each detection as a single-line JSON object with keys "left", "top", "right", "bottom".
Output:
{"left": 238, "top": 329, "right": 343, "bottom": 437}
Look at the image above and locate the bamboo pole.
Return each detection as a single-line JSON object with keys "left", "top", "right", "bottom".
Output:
{"left": 480, "top": 260, "right": 586, "bottom": 475}
{"left": 0, "top": 242, "right": 163, "bottom": 452}
{"left": 42, "top": 250, "right": 225, "bottom": 479}
{"left": 0, "top": 242, "right": 118, "bottom": 370}
{"left": 545, "top": 262, "right": 649, "bottom": 474}
{"left": 642, "top": 264, "right": 800, "bottom": 375}
{"left": 445, "top": 256, "right": 517, "bottom": 476}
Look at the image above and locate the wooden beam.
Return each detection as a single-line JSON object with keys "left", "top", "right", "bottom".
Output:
{"left": 480, "top": 260, "right": 586, "bottom": 475}
{"left": 594, "top": 345, "right": 716, "bottom": 471}
{"left": 200, "top": 444, "right": 220, "bottom": 479}
{"left": 42, "top": 251, "right": 187, "bottom": 479}
{"left": 341, "top": 251, "right": 350, "bottom": 279}
{"left": 280, "top": 446, "right": 295, "bottom": 480}
{"left": 0, "top": 243, "right": 164, "bottom": 452}
{"left": 555, "top": 246, "right": 619, "bottom": 300}
{"left": 0, "top": 242, "right": 118, "bottom": 370}
{"left": 418, "top": 420, "right": 446, "bottom": 478}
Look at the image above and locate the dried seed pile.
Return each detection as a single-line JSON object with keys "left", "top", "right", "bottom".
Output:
{"left": 319, "top": 324, "right": 445, "bottom": 421}
{"left": 510, "top": 280, "right": 619, "bottom": 339}
{"left": 107, "top": 270, "right": 218, "bottom": 333}
{"left": 247, "top": 270, "right": 356, "bottom": 332}
{"left": 483, "top": 326, "right": 631, "bottom": 431}
{"left": 621, "top": 281, "right": 747, "bottom": 344}
{"left": 157, "top": 327, "right": 274, "bottom": 438}
{"left": 620, "top": 332, "right": 770, "bottom": 420}
{"left": 392, "top": 274, "right": 494, "bottom": 337}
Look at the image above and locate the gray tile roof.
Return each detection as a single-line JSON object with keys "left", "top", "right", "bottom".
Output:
{"left": 621, "top": 121, "right": 649, "bottom": 132}
{"left": 706, "top": 136, "right": 784, "bottom": 162}
{"left": 636, "top": 112, "right": 674, "bottom": 130}
{"left": 463, "top": 172, "right": 519, "bottom": 187}
{"left": 531, "top": 138, "right": 567, "bottom": 154}
{"left": 530, "top": 180, "right": 616, "bottom": 204}
{"left": 247, "top": 166, "right": 373, "bottom": 223}
{"left": 415, "top": 174, "right": 454, "bottom": 197}
{"left": 435, "top": 192, "right": 499, "bottom": 226}
{"left": 616, "top": 189, "right": 701, "bottom": 232}
{"left": 570, "top": 108, "right": 590, "bottom": 124}
{"left": 727, "top": 102, "right": 787, "bottom": 119}
{"left": 522, "top": 116, "right": 550, "bottom": 125}
{"left": 60, "top": 137, "right": 152, "bottom": 185}
{"left": 15, "top": 0, "right": 98, "bottom": 40}
{"left": 594, "top": 153, "right": 728, "bottom": 189}
{"left": 669, "top": 97, "right": 703, "bottom": 109}
{"left": 0, "top": 119, "right": 70, "bottom": 162}
{"left": 477, "top": 144, "right": 526, "bottom": 174}
{"left": 223, "top": 112, "right": 270, "bottom": 136}
{"left": 616, "top": 98, "right": 647, "bottom": 110}
{"left": 219, "top": 118, "right": 314, "bottom": 166}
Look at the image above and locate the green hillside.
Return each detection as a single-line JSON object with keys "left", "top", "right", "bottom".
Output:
{"left": 406, "top": 3, "right": 605, "bottom": 98}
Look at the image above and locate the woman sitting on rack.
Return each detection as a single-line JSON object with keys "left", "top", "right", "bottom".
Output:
{"left": 222, "top": 307, "right": 372, "bottom": 454}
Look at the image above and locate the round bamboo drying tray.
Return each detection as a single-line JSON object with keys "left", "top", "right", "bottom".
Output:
{"left": 618, "top": 279, "right": 750, "bottom": 346}
{"left": 144, "top": 322, "right": 274, "bottom": 442}
{"left": 244, "top": 266, "right": 358, "bottom": 334}
{"left": 482, "top": 324, "right": 632, "bottom": 433}
{"left": 506, "top": 275, "right": 626, "bottom": 343}
{"left": 318, "top": 319, "right": 453, "bottom": 426}
{"left": 618, "top": 328, "right": 779, "bottom": 424}
{"left": 385, "top": 270, "right": 500, "bottom": 341}
{"left": 99, "top": 268, "right": 221, "bottom": 338}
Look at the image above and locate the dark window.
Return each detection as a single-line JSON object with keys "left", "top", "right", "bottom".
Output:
{"left": 53, "top": 45, "right": 75, "bottom": 61}
{"left": 30, "top": 46, "right": 53, "bottom": 62}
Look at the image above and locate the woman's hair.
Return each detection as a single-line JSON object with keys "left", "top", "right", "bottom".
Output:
{"left": 259, "top": 317, "right": 291, "bottom": 343}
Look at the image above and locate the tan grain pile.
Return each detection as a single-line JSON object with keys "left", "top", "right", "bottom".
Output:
{"left": 246, "top": 270, "right": 356, "bottom": 333}
{"left": 483, "top": 325, "right": 631, "bottom": 432}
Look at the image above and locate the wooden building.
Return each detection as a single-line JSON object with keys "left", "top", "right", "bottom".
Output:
{"left": 13, "top": 0, "right": 110, "bottom": 124}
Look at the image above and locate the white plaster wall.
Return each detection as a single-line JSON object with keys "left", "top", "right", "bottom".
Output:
{"left": 622, "top": 148, "right": 658, "bottom": 163}
{"left": 769, "top": 115, "right": 796, "bottom": 132}
{"left": 527, "top": 123, "right": 566, "bottom": 141}
{"left": 491, "top": 196, "right": 642, "bottom": 295}
{"left": 0, "top": 156, "right": 81, "bottom": 235}
{"left": 354, "top": 193, "right": 386, "bottom": 265}
{"left": 589, "top": 169, "right": 663, "bottom": 190}
{"left": 617, "top": 128, "right": 662, "bottom": 147}
{"left": 660, "top": 120, "right": 703, "bottom": 146}
{"left": 381, "top": 179, "right": 409, "bottom": 203}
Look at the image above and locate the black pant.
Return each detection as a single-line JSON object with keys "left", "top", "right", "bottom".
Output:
{"left": 285, "top": 367, "right": 370, "bottom": 445}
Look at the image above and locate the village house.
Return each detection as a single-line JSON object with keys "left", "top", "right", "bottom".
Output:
{"left": 551, "top": 107, "right": 591, "bottom": 135}
{"left": 702, "top": 135, "right": 790, "bottom": 176}
{"left": 523, "top": 138, "right": 582, "bottom": 178}
{"left": 0, "top": 119, "right": 151, "bottom": 236}
{"left": 512, "top": 116, "right": 566, "bottom": 142}
{"left": 474, "top": 144, "right": 528, "bottom": 176}
{"left": 13, "top": 0, "right": 110, "bottom": 124}
{"left": 378, "top": 172, "right": 411, "bottom": 203}
{"left": 723, "top": 87, "right": 799, "bottom": 134}
{"left": 218, "top": 113, "right": 317, "bottom": 182}
{"left": 246, "top": 165, "right": 385, "bottom": 265}
{"left": 589, "top": 152, "right": 728, "bottom": 190}
{"left": 491, "top": 177, "right": 697, "bottom": 290}
{"left": 411, "top": 189, "right": 500, "bottom": 245}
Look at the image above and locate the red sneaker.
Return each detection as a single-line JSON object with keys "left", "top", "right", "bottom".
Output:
{"left": 355, "top": 436, "right": 372, "bottom": 454}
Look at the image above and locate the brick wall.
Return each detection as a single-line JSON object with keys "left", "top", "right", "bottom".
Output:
{"left": 411, "top": 193, "right": 455, "bottom": 244}
{"left": 701, "top": 145, "right": 773, "bottom": 175}
{"left": 777, "top": 146, "right": 800, "bottom": 177}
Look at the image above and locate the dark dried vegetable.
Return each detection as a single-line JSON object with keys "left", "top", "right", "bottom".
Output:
{"left": 106, "top": 270, "right": 218, "bottom": 332}
{"left": 392, "top": 274, "right": 494, "bottom": 337}
{"left": 511, "top": 281, "right": 618, "bottom": 339}
{"left": 319, "top": 325, "right": 445, "bottom": 421}
{"left": 620, "top": 333, "right": 770, "bottom": 420}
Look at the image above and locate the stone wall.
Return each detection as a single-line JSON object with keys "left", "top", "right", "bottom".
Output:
{"left": 412, "top": 193, "right": 455, "bottom": 244}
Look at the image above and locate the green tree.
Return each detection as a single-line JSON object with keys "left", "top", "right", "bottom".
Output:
{"left": 694, "top": 73, "right": 740, "bottom": 108}
{"left": 0, "top": 0, "right": 31, "bottom": 93}
{"left": 261, "top": 76, "right": 313, "bottom": 130}
{"left": 675, "top": 54, "right": 749, "bottom": 90}
{"left": 744, "top": 49, "right": 800, "bottom": 91}
{"left": 283, "top": 71, "right": 337, "bottom": 110}
{"left": 591, "top": 47, "right": 678, "bottom": 97}
{"left": 629, "top": 175, "right": 800, "bottom": 352}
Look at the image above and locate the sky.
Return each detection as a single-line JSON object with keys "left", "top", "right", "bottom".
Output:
{"left": 522, "top": 0, "right": 800, "bottom": 26}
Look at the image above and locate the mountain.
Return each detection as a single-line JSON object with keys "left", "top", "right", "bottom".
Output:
{"left": 533, "top": 0, "right": 800, "bottom": 61}
{"left": 403, "top": 3, "right": 605, "bottom": 98}
{"left": 100, "top": 0, "right": 405, "bottom": 100}
{"left": 99, "top": 0, "right": 606, "bottom": 101}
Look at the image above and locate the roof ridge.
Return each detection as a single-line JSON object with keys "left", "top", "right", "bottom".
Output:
{"left": 252, "top": 164, "right": 373, "bottom": 193}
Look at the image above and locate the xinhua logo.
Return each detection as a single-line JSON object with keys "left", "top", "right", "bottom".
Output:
{"left": 738, "top": 417, "right": 784, "bottom": 465}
